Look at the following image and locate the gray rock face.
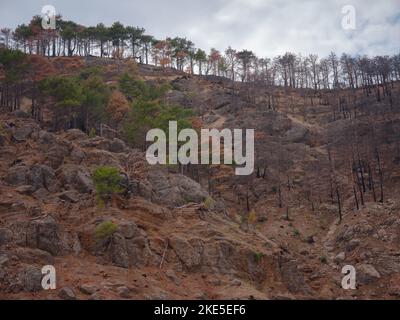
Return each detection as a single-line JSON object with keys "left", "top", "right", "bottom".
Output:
{"left": 80, "top": 219, "right": 152, "bottom": 269}
{"left": 170, "top": 237, "right": 203, "bottom": 269}
{"left": 346, "top": 239, "right": 361, "bottom": 252}
{"left": 4, "top": 165, "right": 29, "bottom": 186}
{"left": 19, "top": 266, "right": 43, "bottom": 292}
{"left": 45, "top": 143, "right": 70, "bottom": 169}
{"left": 70, "top": 147, "right": 86, "bottom": 164}
{"left": 117, "top": 286, "right": 131, "bottom": 298}
{"left": 12, "top": 125, "right": 35, "bottom": 142}
{"left": 280, "top": 259, "right": 311, "bottom": 294}
{"left": 6, "top": 164, "right": 58, "bottom": 192}
{"left": 148, "top": 170, "right": 208, "bottom": 207}
{"left": 109, "top": 138, "right": 126, "bottom": 153}
{"left": 64, "top": 129, "right": 88, "bottom": 141}
{"left": 75, "top": 171, "right": 93, "bottom": 194}
{"left": 284, "top": 123, "right": 309, "bottom": 143}
{"left": 334, "top": 252, "right": 346, "bottom": 263}
{"left": 58, "top": 190, "right": 80, "bottom": 203}
{"left": 357, "top": 264, "right": 381, "bottom": 284}
{"left": 110, "top": 233, "right": 130, "bottom": 268}
{"left": 58, "top": 164, "right": 94, "bottom": 194}
{"left": 11, "top": 216, "right": 67, "bottom": 256}
{"left": 0, "top": 228, "right": 13, "bottom": 245}
{"left": 28, "top": 164, "right": 57, "bottom": 192}
{"left": 79, "top": 284, "right": 98, "bottom": 295}
{"left": 37, "top": 130, "right": 56, "bottom": 144}
{"left": 110, "top": 221, "right": 152, "bottom": 268}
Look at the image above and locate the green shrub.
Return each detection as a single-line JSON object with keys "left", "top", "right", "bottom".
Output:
{"left": 203, "top": 196, "right": 216, "bottom": 210}
{"left": 253, "top": 251, "right": 263, "bottom": 263}
{"left": 320, "top": 256, "right": 328, "bottom": 264}
{"left": 92, "top": 166, "right": 122, "bottom": 203}
{"left": 0, "top": 123, "right": 8, "bottom": 137}
{"left": 88, "top": 128, "right": 97, "bottom": 138}
{"left": 95, "top": 221, "right": 117, "bottom": 239}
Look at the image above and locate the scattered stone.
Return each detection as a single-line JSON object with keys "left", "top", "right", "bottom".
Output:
{"left": 109, "top": 138, "right": 126, "bottom": 153}
{"left": 346, "top": 239, "right": 360, "bottom": 252}
{"left": 165, "top": 270, "right": 181, "bottom": 286}
{"left": 79, "top": 284, "right": 98, "bottom": 295}
{"left": 58, "top": 190, "right": 80, "bottom": 203}
{"left": 357, "top": 264, "right": 381, "bottom": 284}
{"left": 12, "top": 125, "right": 34, "bottom": 142}
{"left": 110, "top": 233, "right": 129, "bottom": 268}
{"left": 306, "top": 235, "right": 315, "bottom": 244}
{"left": 20, "top": 266, "right": 42, "bottom": 292}
{"left": 58, "top": 287, "right": 76, "bottom": 300}
{"left": 0, "top": 254, "right": 10, "bottom": 267}
{"left": 230, "top": 279, "right": 242, "bottom": 286}
{"left": 334, "top": 252, "right": 346, "bottom": 263}
{"left": 5, "top": 165, "right": 29, "bottom": 186}
{"left": 15, "top": 185, "right": 35, "bottom": 195}
{"left": 117, "top": 286, "right": 131, "bottom": 298}
{"left": 208, "top": 279, "right": 222, "bottom": 286}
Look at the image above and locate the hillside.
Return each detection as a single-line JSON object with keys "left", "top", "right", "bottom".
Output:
{"left": 0, "top": 56, "right": 400, "bottom": 300}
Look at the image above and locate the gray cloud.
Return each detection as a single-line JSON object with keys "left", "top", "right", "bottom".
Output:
{"left": 0, "top": 0, "right": 398, "bottom": 57}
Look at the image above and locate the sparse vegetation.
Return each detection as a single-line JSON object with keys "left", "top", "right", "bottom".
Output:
{"left": 88, "top": 128, "right": 97, "bottom": 138}
{"left": 95, "top": 221, "right": 117, "bottom": 239}
{"left": 92, "top": 166, "right": 123, "bottom": 203}
{"left": 203, "top": 196, "right": 216, "bottom": 210}
{"left": 253, "top": 251, "right": 263, "bottom": 263}
{"left": 248, "top": 210, "right": 257, "bottom": 225}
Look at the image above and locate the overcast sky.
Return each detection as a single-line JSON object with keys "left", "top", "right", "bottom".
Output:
{"left": 0, "top": 0, "right": 399, "bottom": 57}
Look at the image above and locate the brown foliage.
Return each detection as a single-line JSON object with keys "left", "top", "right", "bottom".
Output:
{"left": 106, "top": 90, "right": 130, "bottom": 123}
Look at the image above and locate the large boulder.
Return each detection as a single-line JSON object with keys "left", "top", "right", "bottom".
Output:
{"left": 279, "top": 259, "right": 311, "bottom": 294}
{"left": 58, "top": 164, "right": 94, "bottom": 194}
{"left": 11, "top": 124, "right": 37, "bottom": 142}
{"left": 28, "top": 164, "right": 58, "bottom": 192}
{"left": 10, "top": 216, "right": 68, "bottom": 256}
{"left": 284, "top": 123, "right": 309, "bottom": 143}
{"left": 109, "top": 138, "right": 126, "bottom": 153}
{"left": 5, "top": 164, "right": 58, "bottom": 192}
{"left": 79, "top": 218, "right": 152, "bottom": 268}
{"left": 4, "top": 165, "right": 29, "bottom": 186}
{"left": 19, "top": 266, "right": 43, "bottom": 292}
{"left": 148, "top": 170, "right": 208, "bottom": 207}
{"left": 45, "top": 143, "right": 70, "bottom": 169}
{"left": 170, "top": 237, "right": 203, "bottom": 269}
{"left": 357, "top": 264, "right": 381, "bottom": 284}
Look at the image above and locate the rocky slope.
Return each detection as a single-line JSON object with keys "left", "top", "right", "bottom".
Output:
{"left": 0, "top": 57, "right": 400, "bottom": 300}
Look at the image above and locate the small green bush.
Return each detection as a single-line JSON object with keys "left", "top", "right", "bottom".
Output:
{"left": 92, "top": 166, "right": 122, "bottom": 203}
{"left": 88, "top": 128, "right": 97, "bottom": 138}
{"left": 203, "top": 196, "right": 216, "bottom": 210}
{"left": 0, "top": 123, "right": 8, "bottom": 137}
{"left": 253, "top": 251, "right": 263, "bottom": 263}
{"left": 95, "top": 221, "right": 117, "bottom": 239}
{"left": 293, "top": 229, "right": 301, "bottom": 237}
{"left": 320, "top": 256, "right": 328, "bottom": 264}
